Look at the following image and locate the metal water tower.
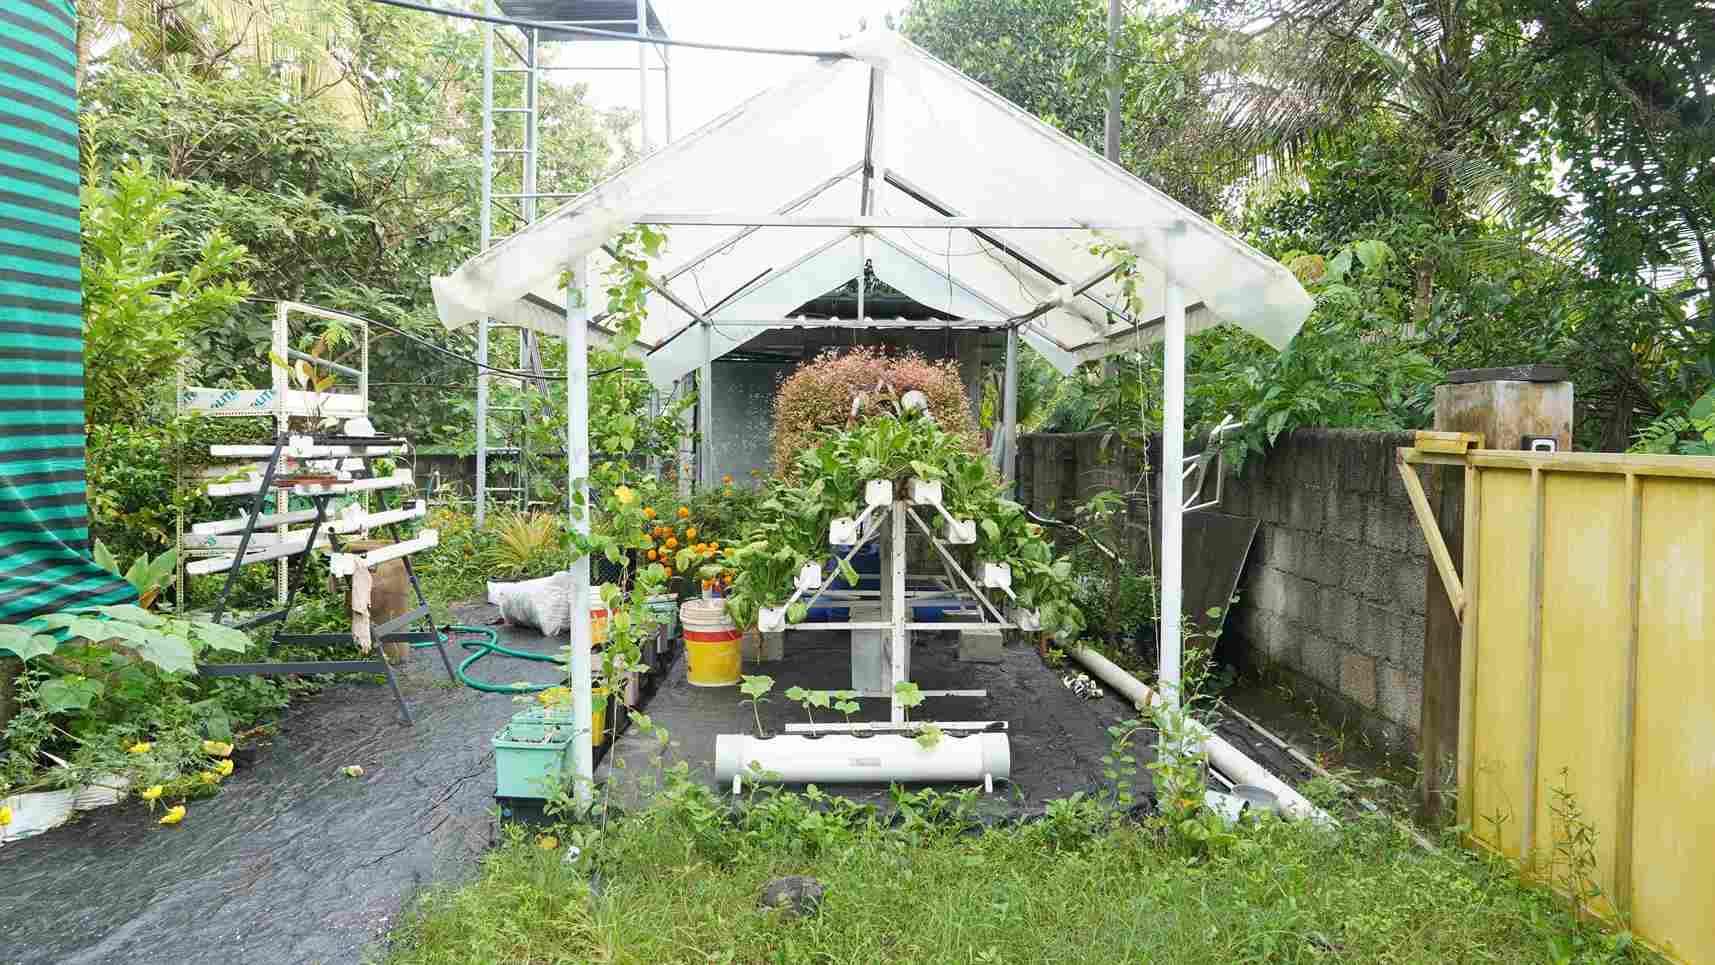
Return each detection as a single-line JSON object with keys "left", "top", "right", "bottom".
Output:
{"left": 476, "top": 0, "right": 671, "bottom": 523}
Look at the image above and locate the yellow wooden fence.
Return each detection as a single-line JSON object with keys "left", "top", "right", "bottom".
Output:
{"left": 1400, "top": 444, "right": 1715, "bottom": 964}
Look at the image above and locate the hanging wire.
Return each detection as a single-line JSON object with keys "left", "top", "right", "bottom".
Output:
{"left": 363, "top": 0, "right": 853, "bottom": 60}
{"left": 243, "top": 297, "right": 627, "bottom": 380}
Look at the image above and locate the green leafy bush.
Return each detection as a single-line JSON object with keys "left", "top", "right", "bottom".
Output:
{"left": 717, "top": 409, "right": 1083, "bottom": 637}
{"left": 0, "top": 607, "right": 288, "bottom": 799}
{"left": 1632, "top": 387, "right": 1715, "bottom": 456}
{"left": 770, "top": 347, "right": 981, "bottom": 477}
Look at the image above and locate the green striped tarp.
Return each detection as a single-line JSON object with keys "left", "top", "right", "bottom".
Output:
{"left": 0, "top": 0, "right": 136, "bottom": 622}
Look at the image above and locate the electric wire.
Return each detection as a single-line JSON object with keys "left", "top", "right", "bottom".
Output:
{"left": 363, "top": 0, "right": 853, "bottom": 61}
{"left": 244, "top": 298, "right": 627, "bottom": 380}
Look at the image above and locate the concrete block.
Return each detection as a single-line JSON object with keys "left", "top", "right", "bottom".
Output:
{"left": 958, "top": 627, "right": 1005, "bottom": 664}
{"left": 1260, "top": 616, "right": 1300, "bottom": 666}
{"left": 1392, "top": 555, "right": 1426, "bottom": 613}
{"left": 1252, "top": 564, "right": 1287, "bottom": 615}
{"left": 1300, "top": 633, "right": 1341, "bottom": 688}
{"left": 1353, "top": 602, "right": 1392, "bottom": 658}
{"left": 1394, "top": 611, "right": 1426, "bottom": 670}
{"left": 1326, "top": 490, "right": 1362, "bottom": 541}
{"left": 761, "top": 631, "right": 785, "bottom": 662}
{"left": 1378, "top": 663, "right": 1421, "bottom": 731}
{"left": 1339, "top": 651, "right": 1379, "bottom": 710}
{"left": 1333, "top": 591, "right": 1361, "bottom": 650}
{"left": 1287, "top": 486, "right": 1324, "bottom": 532}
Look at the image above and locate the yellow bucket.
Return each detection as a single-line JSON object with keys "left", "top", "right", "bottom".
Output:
{"left": 590, "top": 608, "right": 609, "bottom": 649}
{"left": 680, "top": 599, "right": 741, "bottom": 687}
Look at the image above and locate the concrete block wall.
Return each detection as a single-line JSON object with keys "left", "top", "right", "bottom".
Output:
{"left": 1015, "top": 428, "right": 1429, "bottom": 750}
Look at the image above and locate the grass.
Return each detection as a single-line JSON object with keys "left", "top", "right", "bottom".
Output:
{"left": 382, "top": 780, "right": 1644, "bottom": 965}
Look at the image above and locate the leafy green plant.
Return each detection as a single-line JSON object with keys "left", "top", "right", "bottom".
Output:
{"left": 783, "top": 686, "right": 831, "bottom": 727}
{"left": 481, "top": 511, "right": 566, "bottom": 580}
{"left": 1632, "top": 387, "right": 1715, "bottom": 455}
{"left": 893, "top": 680, "right": 926, "bottom": 723}
{"left": 738, "top": 675, "right": 775, "bottom": 739}
{"left": 92, "top": 542, "right": 179, "bottom": 610}
{"left": 0, "top": 606, "right": 270, "bottom": 798}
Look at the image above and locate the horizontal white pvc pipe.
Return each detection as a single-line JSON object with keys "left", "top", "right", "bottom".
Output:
{"left": 329, "top": 529, "right": 438, "bottom": 577}
{"left": 714, "top": 733, "right": 1010, "bottom": 785}
{"left": 1068, "top": 646, "right": 1331, "bottom": 824}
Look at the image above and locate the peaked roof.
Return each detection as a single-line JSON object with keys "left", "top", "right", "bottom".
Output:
{"left": 432, "top": 30, "right": 1313, "bottom": 388}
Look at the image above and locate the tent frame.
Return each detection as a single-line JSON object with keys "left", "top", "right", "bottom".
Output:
{"left": 556, "top": 209, "right": 1190, "bottom": 808}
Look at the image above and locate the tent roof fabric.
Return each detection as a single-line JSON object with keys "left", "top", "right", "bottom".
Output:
{"left": 432, "top": 30, "right": 1313, "bottom": 388}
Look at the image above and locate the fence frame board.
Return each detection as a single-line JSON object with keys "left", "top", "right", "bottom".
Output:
{"left": 1400, "top": 447, "right": 1715, "bottom": 965}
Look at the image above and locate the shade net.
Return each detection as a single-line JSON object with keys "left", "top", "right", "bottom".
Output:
{"left": 0, "top": 0, "right": 137, "bottom": 623}
{"left": 433, "top": 30, "right": 1314, "bottom": 388}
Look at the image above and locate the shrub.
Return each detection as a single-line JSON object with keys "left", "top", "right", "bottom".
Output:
{"left": 770, "top": 347, "right": 980, "bottom": 477}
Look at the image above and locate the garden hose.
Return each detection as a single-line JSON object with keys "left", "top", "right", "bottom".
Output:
{"left": 412, "top": 625, "right": 561, "bottom": 695}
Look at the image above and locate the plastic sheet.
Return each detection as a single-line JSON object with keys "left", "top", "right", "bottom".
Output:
{"left": 431, "top": 30, "right": 1313, "bottom": 389}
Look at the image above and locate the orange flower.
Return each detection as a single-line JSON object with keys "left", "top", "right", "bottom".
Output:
{"left": 663, "top": 566, "right": 674, "bottom": 578}
{"left": 676, "top": 506, "right": 690, "bottom": 518}
{"left": 722, "top": 474, "right": 733, "bottom": 484}
{"left": 644, "top": 506, "right": 656, "bottom": 519}
{"left": 646, "top": 549, "right": 657, "bottom": 561}
{"left": 685, "top": 527, "right": 698, "bottom": 540}
{"left": 709, "top": 542, "right": 720, "bottom": 551}
{"left": 665, "top": 537, "right": 678, "bottom": 549}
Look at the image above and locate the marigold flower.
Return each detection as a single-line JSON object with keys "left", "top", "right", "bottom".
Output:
{"left": 646, "top": 549, "right": 657, "bottom": 561}
{"left": 676, "top": 506, "right": 689, "bottom": 518}
{"left": 140, "top": 785, "right": 163, "bottom": 801}
{"left": 685, "top": 527, "right": 698, "bottom": 540}
{"left": 159, "top": 805, "right": 186, "bottom": 825}
{"left": 644, "top": 506, "right": 656, "bottom": 519}
{"left": 665, "top": 537, "right": 678, "bottom": 549}
{"left": 200, "top": 770, "right": 220, "bottom": 785}
{"left": 127, "top": 742, "right": 153, "bottom": 754}
{"left": 722, "top": 474, "right": 733, "bottom": 484}
{"left": 537, "top": 835, "right": 558, "bottom": 850}
{"left": 202, "top": 740, "right": 233, "bottom": 758}
{"left": 215, "top": 759, "right": 234, "bottom": 777}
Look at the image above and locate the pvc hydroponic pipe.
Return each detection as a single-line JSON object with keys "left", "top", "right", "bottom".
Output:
{"left": 1068, "top": 646, "right": 1331, "bottom": 824}
{"left": 714, "top": 733, "right": 1011, "bottom": 787}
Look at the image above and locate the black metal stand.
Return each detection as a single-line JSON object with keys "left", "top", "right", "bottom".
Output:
{"left": 195, "top": 432, "right": 456, "bottom": 724}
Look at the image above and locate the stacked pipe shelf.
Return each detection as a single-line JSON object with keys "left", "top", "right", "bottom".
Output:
{"left": 186, "top": 430, "right": 455, "bottom": 723}
{"left": 717, "top": 478, "right": 1039, "bottom": 793}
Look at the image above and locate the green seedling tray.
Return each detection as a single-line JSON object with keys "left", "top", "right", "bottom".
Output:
{"left": 492, "top": 715, "right": 573, "bottom": 799}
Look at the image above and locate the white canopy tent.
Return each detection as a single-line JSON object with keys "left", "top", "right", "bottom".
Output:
{"left": 431, "top": 29, "right": 1313, "bottom": 805}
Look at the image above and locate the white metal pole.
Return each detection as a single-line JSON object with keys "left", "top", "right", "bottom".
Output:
{"left": 697, "top": 323, "right": 713, "bottom": 488}
{"left": 637, "top": 0, "right": 650, "bottom": 155}
{"left": 476, "top": 4, "right": 495, "bottom": 527}
{"left": 566, "top": 255, "right": 594, "bottom": 806}
{"left": 1160, "top": 275, "right": 1186, "bottom": 706}
{"left": 662, "top": 42, "right": 672, "bottom": 144}
{"left": 1001, "top": 325, "right": 1018, "bottom": 484}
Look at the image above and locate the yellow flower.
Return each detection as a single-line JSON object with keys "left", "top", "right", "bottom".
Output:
{"left": 127, "top": 741, "right": 153, "bottom": 754}
{"left": 200, "top": 770, "right": 220, "bottom": 785}
{"left": 202, "top": 740, "right": 233, "bottom": 758}
{"left": 664, "top": 537, "right": 678, "bottom": 549}
{"left": 722, "top": 474, "right": 733, "bottom": 484}
{"left": 215, "top": 759, "right": 234, "bottom": 777}
{"left": 158, "top": 805, "right": 186, "bottom": 825}
{"left": 676, "top": 506, "right": 689, "bottom": 518}
{"left": 750, "top": 468, "right": 761, "bottom": 477}
{"left": 615, "top": 485, "right": 635, "bottom": 505}
{"left": 140, "top": 785, "right": 163, "bottom": 801}
{"left": 536, "top": 835, "right": 558, "bottom": 850}
{"left": 685, "top": 527, "right": 698, "bottom": 540}
{"left": 643, "top": 506, "right": 656, "bottom": 519}
{"left": 0, "top": 805, "right": 12, "bottom": 827}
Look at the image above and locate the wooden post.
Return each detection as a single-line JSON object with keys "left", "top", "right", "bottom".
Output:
{"left": 1419, "top": 365, "right": 1572, "bottom": 825}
